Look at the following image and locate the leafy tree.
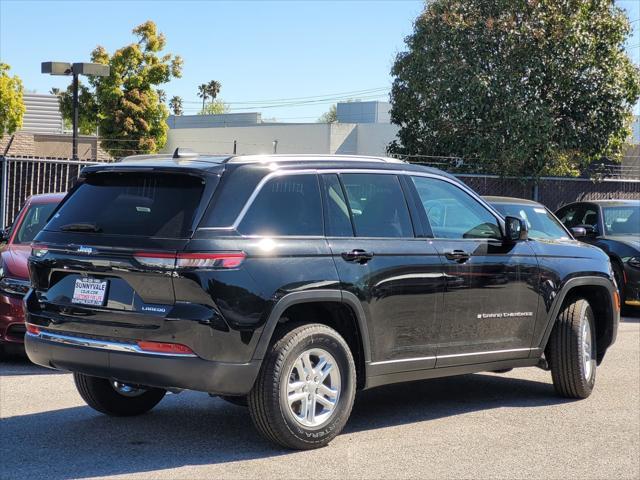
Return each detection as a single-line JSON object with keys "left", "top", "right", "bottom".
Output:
{"left": 198, "top": 80, "right": 222, "bottom": 113}
{"left": 389, "top": 0, "right": 640, "bottom": 177}
{"left": 317, "top": 104, "right": 338, "bottom": 123}
{"left": 0, "top": 63, "right": 26, "bottom": 136}
{"left": 198, "top": 99, "right": 229, "bottom": 115}
{"left": 59, "top": 21, "right": 183, "bottom": 157}
{"left": 169, "top": 95, "right": 183, "bottom": 115}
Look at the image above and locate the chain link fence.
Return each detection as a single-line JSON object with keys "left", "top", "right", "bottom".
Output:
{"left": 1, "top": 155, "right": 638, "bottom": 229}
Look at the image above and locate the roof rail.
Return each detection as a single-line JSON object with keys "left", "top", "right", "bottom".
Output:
{"left": 226, "top": 154, "right": 406, "bottom": 164}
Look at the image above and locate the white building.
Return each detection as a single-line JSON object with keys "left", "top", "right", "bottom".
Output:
{"left": 163, "top": 101, "right": 400, "bottom": 157}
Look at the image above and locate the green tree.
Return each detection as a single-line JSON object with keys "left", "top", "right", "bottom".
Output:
{"left": 59, "top": 21, "right": 183, "bottom": 157}
{"left": 389, "top": 0, "right": 640, "bottom": 177}
{"left": 169, "top": 95, "right": 183, "bottom": 115}
{"left": 0, "top": 63, "right": 26, "bottom": 136}
{"left": 198, "top": 99, "right": 229, "bottom": 115}
{"left": 317, "top": 104, "right": 338, "bottom": 123}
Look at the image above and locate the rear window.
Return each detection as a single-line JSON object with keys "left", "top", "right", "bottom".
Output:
{"left": 46, "top": 173, "right": 205, "bottom": 238}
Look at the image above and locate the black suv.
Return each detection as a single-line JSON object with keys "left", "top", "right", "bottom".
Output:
{"left": 25, "top": 152, "right": 619, "bottom": 450}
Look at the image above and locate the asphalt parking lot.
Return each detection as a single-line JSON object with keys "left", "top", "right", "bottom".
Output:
{"left": 1, "top": 317, "right": 638, "bottom": 480}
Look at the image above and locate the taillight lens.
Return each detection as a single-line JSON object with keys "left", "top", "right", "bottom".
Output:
{"left": 31, "top": 245, "right": 49, "bottom": 258}
{"left": 133, "top": 252, "right": 176, "bottom": 269}
{"left": 176, "top": 252, "right": 245, "bottom": 269}
{"left": 134, "top": 251, "right": 245, "bottom": 269}
{"left": 26, "top": 324, "right": 40, "bottom": 335}
{"left": 137, "top": 340, "right": 194, "bottom": 355}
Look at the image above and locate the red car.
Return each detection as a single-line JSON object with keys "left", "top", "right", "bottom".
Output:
{"left": 0, "top": 193, "right": 64, "bottom": 354}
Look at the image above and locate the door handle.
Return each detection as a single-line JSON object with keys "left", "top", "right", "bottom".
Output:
{"left": 341, "top": 249, "right": 374, "bottom": 264}
{"left": 444, "top": 249, "right": 471, "bottom": 263}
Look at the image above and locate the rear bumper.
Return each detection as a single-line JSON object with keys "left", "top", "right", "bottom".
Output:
{"left": 25, "top": 332, "right": 260, "bottom": 395}
{"left": 0, "top": 293, "right": 26, "bottom": 344}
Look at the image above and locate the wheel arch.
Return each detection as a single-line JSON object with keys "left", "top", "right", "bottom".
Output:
{"left": 539, "top": 276, "right": 619, "bottom": 364}
{"left": 251, "top": 290, "right": 371, "bottom": 388}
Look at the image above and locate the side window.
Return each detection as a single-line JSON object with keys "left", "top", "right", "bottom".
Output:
{"left": 321, "top": 174, "right": 353, "bottom": 237}
{"left": 410, "top": 176, "right": 501, "bottom": 240}
{"left": 238, "top": 174, "right": 322, "bottom": 236}
{"left": 557, "top": 204, "right": 597, "bottom": 229}
{"left": 341, "top": 173, "right": 413, "bottom": 238}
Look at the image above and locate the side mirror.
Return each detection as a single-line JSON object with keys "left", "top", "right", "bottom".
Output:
{"left": 0, "top": 228, "right": 10, "bottom": 243}
{"left": 505, "top": 216, "right": 528, "bottom": 242}
{"left": 570, "top": 226, "right": 587, "bottom": 238}
{"left": 576, "top": 224, "right": 597, "bottom": 236}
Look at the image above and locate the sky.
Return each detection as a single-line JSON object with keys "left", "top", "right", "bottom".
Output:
{"left": 0, "top": 0, "right": 638, "bottom": 121}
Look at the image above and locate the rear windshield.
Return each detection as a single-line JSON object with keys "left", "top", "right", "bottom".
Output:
{"left": 46, "top": 172, "right": 205, "bottom": 238}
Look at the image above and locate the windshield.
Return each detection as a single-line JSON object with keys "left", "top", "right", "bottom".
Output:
{"left": 492, "top": 203, "right": 570, "bottom": 240}
{"left": 603, "top": 206, "right": 640, "bottom": 236}
{"left": 14, "top": 203, "right": 58, "bottom": 244}
{"left": 46, "top": 172, "right": 206, "bottom": 239}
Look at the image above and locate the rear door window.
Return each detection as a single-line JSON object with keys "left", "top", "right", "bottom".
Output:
{"left": 340, "top": 173, "right": 414, "bottom": 238}
{"left": 46, "top": 172, "right": 206, "bottom": 238}
{"left": 238, "top": 174, "right": 323, "bottom": 236}
{"left": 321, "top": 174, "right": 354, "bottom": 237}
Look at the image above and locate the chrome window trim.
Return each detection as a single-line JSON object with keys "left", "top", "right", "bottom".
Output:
{"left": 197, "top": 168, "right": 506, "bottom": 238}
{"left": 28, "top": 331, "right": 198, "bottom": 358}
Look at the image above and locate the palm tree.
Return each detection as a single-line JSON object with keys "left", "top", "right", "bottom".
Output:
{"left": 169, "top": 96, "right": 183, "bottom": 116}
{"left": 198, "top": 81, "right": 222, "bottom": 114}
{"left": 198, "top": 84, "right": 209, "bottom": 113}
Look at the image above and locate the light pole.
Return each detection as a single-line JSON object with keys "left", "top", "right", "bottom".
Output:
{"left": 41, "top": 62, "right": 110, "bottom": 160}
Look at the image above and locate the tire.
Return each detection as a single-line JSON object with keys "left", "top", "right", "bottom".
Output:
{"left": 546, "top": 298, "right": 597, "bottom": 399}
{"left": 248, "top": 323, "right": 356, "bottom": 450}
{"left": 73, "top": 373, "right": 166, "bottom": 416}
{"left": 219, "top": 395, "right": 248, "bottom": 407}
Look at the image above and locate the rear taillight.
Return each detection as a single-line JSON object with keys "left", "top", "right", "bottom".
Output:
{"left": 133, "top": 251, "right": 245, "bottom": 270}
{"left": 137, "top": 340, "right": 194, "bottom": 355}
{"left": 31, "top": 245, "right": 49, "bottom": 258}
{"left": 176, "top": 252, "right": 245, "bottom": 269}
{"left": 26, "top": 324, "right": 40, "bottom": 335}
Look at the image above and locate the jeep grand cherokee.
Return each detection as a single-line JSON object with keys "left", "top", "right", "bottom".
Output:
{"left": 25, "top": 151, "right": 619, "bottom": 450}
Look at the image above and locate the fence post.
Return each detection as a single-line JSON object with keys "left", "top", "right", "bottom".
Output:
{"left": 0, "top": 156, "right": 7, "bottom": 229}
{"left": 532, "top": 182, "right": 539, "bottom": 202}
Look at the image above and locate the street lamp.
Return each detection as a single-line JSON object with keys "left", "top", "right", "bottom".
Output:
{"left": 41, "top": 61, "right": 110, "bottom": 160}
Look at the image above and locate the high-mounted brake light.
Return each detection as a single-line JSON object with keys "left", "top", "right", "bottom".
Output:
{"left": 31, "top": 245, "right": 49, "bottom": 258}
{"left": 133, "top": 251, "right": 245, "bottom": 269}
{"left": 136, "top": 340, "right": 194, "bottom": 355}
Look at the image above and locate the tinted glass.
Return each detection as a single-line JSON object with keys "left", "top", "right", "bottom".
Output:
{"left": 492, "top": 203, "right": 569, "bottom": 240}
{"left": 46, "top": 173, "right": 205, "bottom": 238}
{"left": 603, "top": 206, "right": 640, "bottom": 235}
{"left": 321, "top": 174, "right": 353, "bottom": 237}
{"left": 238, "top": 174, "right": 322, "bottom": 236}
{"left": 411, "top": 176, "right": 501, "bottom": 240}
{"left": 15, "top": 203, "right": 58, "bottom": 244}
{"left": 558, "top": 204, "right": 596, "bottom": 226}
{"left": 341, "top": 174, "right": 413, "bottom": 238}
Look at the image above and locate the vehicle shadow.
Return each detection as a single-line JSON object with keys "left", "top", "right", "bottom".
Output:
{"left": 0, "top": 356, "right": 68, "bottom": 376}
{"left": 346, "top": 372, "right": 570, "bottom": 434}
{"left": 0, "top": 372, "right": 568, "bottom": 480}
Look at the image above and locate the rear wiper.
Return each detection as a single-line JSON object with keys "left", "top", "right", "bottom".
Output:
{"left": 59, "top": 223, "right": 102, "bottom": 233}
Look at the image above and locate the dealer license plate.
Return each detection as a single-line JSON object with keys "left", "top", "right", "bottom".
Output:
{"left": 72, "top": 278, "right": 108, "bottom": 306}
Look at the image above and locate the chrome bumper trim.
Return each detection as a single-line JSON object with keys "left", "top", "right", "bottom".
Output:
{"left": 27, "top": 331, "right": 198, "bottom": 358}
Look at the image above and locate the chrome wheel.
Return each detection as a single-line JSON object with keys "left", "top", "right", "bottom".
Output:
{"left": 112, "top": 381, "right": 146, "bottom": 397}
{"left": 285, "top": 348, "right": 341, "bottom": 428}
{"left": 581, "top": 319, "right": 594, "bottom": 381}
